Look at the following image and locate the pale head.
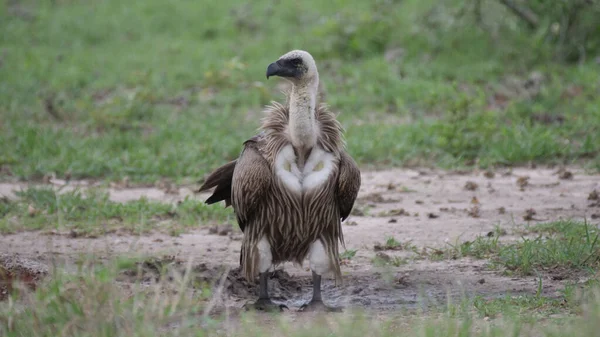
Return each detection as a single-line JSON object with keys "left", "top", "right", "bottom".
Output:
{"left": 265, "top": 50, "right": 319, "bottom": 85}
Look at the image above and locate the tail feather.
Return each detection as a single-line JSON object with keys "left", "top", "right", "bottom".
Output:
{"left": 197, "top": 160, "right": 237, "bottom": 206}
{"left": 205, "top": 182, "right": 232, "bottom": 206}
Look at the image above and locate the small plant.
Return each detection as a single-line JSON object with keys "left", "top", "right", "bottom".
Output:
{"left": 340, "top": 249, "right": 358, "bottom": 261}
{"left": 385, "top": 236, "right": 401, "bottom": 248}
{"left": 374, "top": 236, "right": 418, "bottom": 253}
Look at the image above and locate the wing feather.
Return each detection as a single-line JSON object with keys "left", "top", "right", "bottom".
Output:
{"left": 197, "top": 160, "right": 237, "bottom": 207}
{"left": 336, "top": 151, "right": 361, "bottom": 221}
{"left": 231, "top": 140, "right": 272, "bottom": 233}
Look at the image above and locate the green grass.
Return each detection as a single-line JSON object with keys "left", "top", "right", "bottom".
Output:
{"left": 339, "top": 249, "right": 358, "bottom": 261}
{"left": 471, "top": 294, "right": 566, "bottom": 319}
{"left": 384, "top": 236, "right": 403, "bottom": 249}
{"left": 453, "top": 277, "right": 600, "bottom": 322}
{"left": 1, "top": 255, "right": 600, "bottom": 337}
{"left": 0, "top": 186, "right": 232, "bottom": 235}
{"left": 372, "top": 254, "right": 409, "bottom": 267}
{"left": 0, "top": 260, "right": 209, "bottom": 337}
{"left": 431, "top": 220, "right": 600, "bottom": 276}
{"left": 439, "top": 284, "right": 574, "bottom": 321}
{"left": 1, "top": 0, "right": 600, "bottom": 183}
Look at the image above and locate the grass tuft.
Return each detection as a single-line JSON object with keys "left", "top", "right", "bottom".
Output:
{"left": 431, "top": 220, "right": 600, "bottom": 276}
{"left": 2, "top": 256, "right": 600, "bottom": 336}
{"left": 0, "top": 187, "right": 232, "bottom": 235}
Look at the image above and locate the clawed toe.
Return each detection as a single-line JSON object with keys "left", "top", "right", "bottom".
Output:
{"left": 244, "top": 298, "right": 287, "bottom": 312}
{"left": 299, "top": 300, "right": 342, "bottom": 313}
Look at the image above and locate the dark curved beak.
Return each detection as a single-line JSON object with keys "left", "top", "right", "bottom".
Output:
{"left": 266, "top": 62, "right": 281, "bottom": 79}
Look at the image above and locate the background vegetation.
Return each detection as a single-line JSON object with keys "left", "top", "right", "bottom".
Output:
{"left": 1, "top": 0, "right": 599, "bottom": 184}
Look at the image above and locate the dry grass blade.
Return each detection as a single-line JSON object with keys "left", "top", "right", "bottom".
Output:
{"left": 202, "top": 265, "right": 231, "bottom": 323}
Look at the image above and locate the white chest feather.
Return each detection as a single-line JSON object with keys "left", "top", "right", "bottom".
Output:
{"left": 275, "top": 145, "right": 336, "bottom": 194}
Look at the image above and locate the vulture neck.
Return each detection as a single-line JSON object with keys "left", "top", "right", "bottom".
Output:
{"left": 288, "top": 78, "right": 319, "bottom": 161}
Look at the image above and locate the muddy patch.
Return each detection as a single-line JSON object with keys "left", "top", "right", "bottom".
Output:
{"left": 114, "top": 257, "right": 565, "bottom": 314}
{"left": 0, "top": 253, "right": 48, "bottom": 301}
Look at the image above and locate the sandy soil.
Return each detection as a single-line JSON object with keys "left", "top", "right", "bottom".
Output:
{"left": 1, "top": 167, "right": 599, "bottom": 317}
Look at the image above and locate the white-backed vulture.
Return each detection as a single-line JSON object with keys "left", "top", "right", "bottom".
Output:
{"left": 198, "top": 50, "right": 361, "bottom": 312}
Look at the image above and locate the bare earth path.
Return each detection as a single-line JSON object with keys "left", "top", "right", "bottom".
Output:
{"left": 1, "top": 167, "right": 599, "bottom": 317}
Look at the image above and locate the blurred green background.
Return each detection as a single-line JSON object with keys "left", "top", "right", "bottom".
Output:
{"left": 1, "top": 0, "right": 599, "bottom": 184}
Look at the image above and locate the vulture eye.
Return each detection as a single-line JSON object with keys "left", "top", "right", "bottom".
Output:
{"left": 290, "top": 58, "right": 302, "bottom": 66}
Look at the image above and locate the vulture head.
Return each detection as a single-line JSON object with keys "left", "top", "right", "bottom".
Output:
{"left": 266, "top": 50, "right": 318, "bottom": 84}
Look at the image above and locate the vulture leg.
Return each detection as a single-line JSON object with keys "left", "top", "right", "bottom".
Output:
{"left": 299, "top": 241, "right": 343, "bottom": 313}
{"left": 299, "top": 272, "right": 342, "bottom": 313}
{"left": 247, "top": 272, "right": 287, "bottom": 312}
{"left": 244, "top": 238, "right": 287, "bottom": 312}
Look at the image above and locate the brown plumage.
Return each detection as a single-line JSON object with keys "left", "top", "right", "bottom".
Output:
{"left": 200, "top": 159, "right": 236, "bottom": 207}
{"left": 197, "top": 50, "right": 361, "bottom": 312}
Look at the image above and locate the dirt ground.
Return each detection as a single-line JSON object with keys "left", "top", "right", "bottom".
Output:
{"left": 1, "top": 167, "right": 599, "bottom": 318}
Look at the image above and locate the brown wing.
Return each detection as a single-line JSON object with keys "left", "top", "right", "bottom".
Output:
{"left": 196, "top": 133, "right": 267, "bottom": 209}
{"left": 336, "top": 151, "right": 361, "bottom": 221}
{"left": 230, "top": 139, "right": 272, "bottom": 233}
{"left": 197, "top": 160, "right": 237, "bottom": 207}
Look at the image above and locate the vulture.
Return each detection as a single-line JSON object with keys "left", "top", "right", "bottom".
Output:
{"left": 198, "top": 50, "right": 361, "bottom": 312}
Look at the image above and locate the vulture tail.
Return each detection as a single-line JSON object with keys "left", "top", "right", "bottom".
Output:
{"left": 197, "top": 160, "right": 237, "bottom": 207}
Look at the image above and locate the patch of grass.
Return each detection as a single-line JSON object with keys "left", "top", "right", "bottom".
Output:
{"left": 0, "top": 186, "right": 232, "bottom": 235}
{"left": 340, "top": 249, "right": 358, "bottom": 261}
{"left": 374, "top": 236, "right": 418, "bottom": 253}
{"left": 466, "top": 277, "right": 600, "bottom": 321}
{"left": 0, "top": 197, "right": 14, "bottom": 218}
{"left": 432, "top": 235, "right": 502, "bottom": 260}
{"left": 470, "top": 293, "right": 568, "bottom": 320}
{"left": 385, "top": 236, "right": 402, "bottom": 249}
{"left": 372, "top": 253, "right": 409, "bottom": 267}
{"left": 498, "top": 221, "right": 600, "bottom": 276}
{"left": 1, "top": 0, "right": 599, "bottom": 183}
{"left": 430, "top": 220, "right": 600, "bottom": 276}
{"left": 2, "top": 257, "right": 600, "bottom": 336}
{"left": 441, "top": 278, "right": 600, "bottom": 324}
{"left": 0, "top": 260, "right": 208, "bottom": 337}
{"left": 492, "top": 225, "right": 508, "bottom": 237}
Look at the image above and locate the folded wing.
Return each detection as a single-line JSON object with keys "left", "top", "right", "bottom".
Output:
{"left": 336, "top": 151, "right": 361, "bottom": 221}
{"left": 230, "top": 139, "right": 272, "bottom": 233}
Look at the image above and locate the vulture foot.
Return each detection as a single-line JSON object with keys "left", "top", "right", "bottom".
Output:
{"left": 244, "top": 298, "right": 287, "bottom": 312}
{"left": 299, "top": 300, "right": 342, "bottom": 313}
